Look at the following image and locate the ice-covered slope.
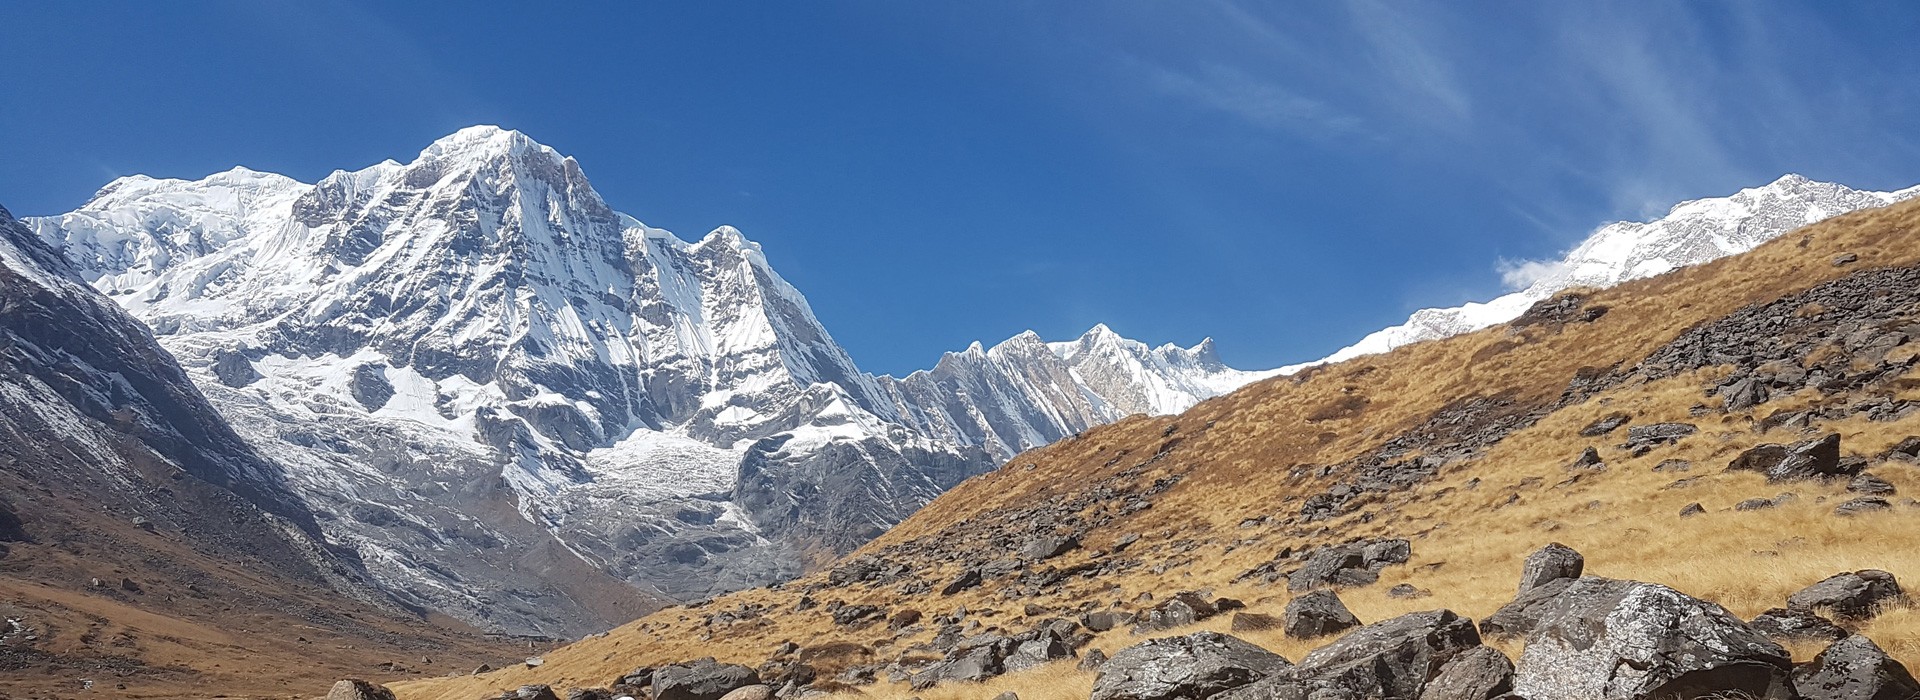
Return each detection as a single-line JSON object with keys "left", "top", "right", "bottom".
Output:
{"left": 1293, "top": 175, "right": 1920, "bottom": 371}
{"left": 30, "top": 126, "right": 1274, "bottom": 635}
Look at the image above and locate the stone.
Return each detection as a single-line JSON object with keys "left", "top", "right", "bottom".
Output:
{"left": 1132, "top": 592, "right": 1218, "bottom": 632}
{"left": 566, "top": 689, "right": 612, "bottom": 700}
{"left": 1080, "top": 648, "right": 1109, "bottom": 671}
{"left": 1791, "top": 634, "right": 1920, "bottom": 700}
{"left": 991, "top": 693, "right": 1018, "bottom": 700}
{"left": 512, "top": 686, "right": 561, "bottom": 700}
{"left": 1654, "top": 459, "right": 1692, "bottom": 473}
{"left": 327, "top": 680, "right": 397, "bottom": 700}
{"left": 1578, "top": 412, "right": 1631, "bottom": 437}
{"left": 1081, "top": 610, "right": 1133, "bottom": 632}
{"left": 1005, "top": 635, "right": 1072, "bottom": 672}
{"left": 1284, "top": 590, "right": 1361, "bottom": 640}
{"left": 1679, "top": 502, "right": 1705, "bottom": 517}
{"left": 1724, "top": 376, "right": 1772, "bottom": 411}
{"left": 1388, "top": 583, "right": 1432, "bottom": 598}
{"left": 1230, "top": 612, "right": 1283, "bottom": 632}
{"left": 1885, "top": 436, "right": 1920, "bottom": 461}
{"left": 1568, "top": 447, "right": 1605, "bottom": 471}
{"left": 909, "top": 646, "right": 1002, "bottom": 689}
{"left": 889, "top": 609, "right": 922, "bottom": 631}
{"left": 942, "top": 569, "right": 983, "bottom": 596}
{"left": 1787, "top": 570, "right": 1905, "bottom": 622}
{"left": 1836, "top": 497, "right": 1893, "bottom": 516}
{"left": 1730, "top": 443, "right": 1791, "bottom": 473}
{"left": 1418, "top": 645, "right": 1514, "bottom": 700}
{"left": 1023, "top": 535, "right": 1080, "bottom": 561}
{"left": 1833, "top": 252, "right": 1860, "bottom": 266}
{"left": 1625, "top": 422, "right": 1697, "bottom": 447}
{"left": 1288, "top": 609, "right": 1482, "bottom": 700}
{"left": 716, "top": 686, "right": 774, "bottom": 700}
{"left": 1848, "top": 474, "right": 1897, "bottom": 495}
{"left": 1737, "top": 496, "right": 1783, "bottom": 511}
{"left": 653, "top": 660, "right": 762, "bottom": 700}
{"left": 1516, "top": 543, "right": 1583, "bottom": 593}
{"left": 1770, "top": 434, "right": 1853, "bottom": 482}
{"left": 1090, "top": 632, "right": 1291, "bottom": 700}
{"left": 1509, "top": 577, "right": 1793, "bottom": 700}
{"left": 1749, "top": 608, "right": 1847, "bottom": 643}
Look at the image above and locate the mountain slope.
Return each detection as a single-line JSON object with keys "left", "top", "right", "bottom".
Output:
{"left": 30, "top": 126, "right": 1274, "bottom": 635}
{"left": 395, "top": 190, "right": 1920, "bottom": 700}
{"left": 1297, "top": 174, "right": 1920, "bottom": 370}
{"left": 0, "top": 204, "right": 512, "bottom": 696}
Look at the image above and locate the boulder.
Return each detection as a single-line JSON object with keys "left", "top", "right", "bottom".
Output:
{"left": 1771, "top": 434, "right": 1852, "bottom": 482}
{"left": 1679, "top": 502, "right": 1706, "bottom": 517}
{"left": 1080, "top": 648, "right": 1109, "bottom": 671}
{"left": 1849, "top": 474, "right": 1897, "bottom": 496}
{"left": 889, "top": 609, "right": 922, "bottom": 631}
{"left": 1516, "top": 543, "right": 1584, "bottom": 593}
{"left": 566, "top": 689, "right": 612, "bottom": 700}
{"left": 1023, "top": 535, "right": 1080, "bottom": 561}
{"left": 1287, "top": 609, "right": 1482, "bottom": 699}
{"left": 1509, "top": 577, "right": 1793, "bottom": 700}
{"left": 1787, "top": 570, "right": 1905, "bottom": 622}
{"left": 327, "top": 680, "right": 397, "bottom": 700}
{"left": 908, "top": 646, "right": 1002, "bottom": 689}
{"left": 942, "top": 569, "right": 983, "bottom": 595}
{"left": 1082, "top": 610, "right": 1133, "bottom": 632}
{"left": 512, "top": 686, "right": 561, "bottom": 700}
{"left": 1417, "top": 646, "right": 1514, "bottom": 700}
{"left": 1791, "top": 634, "right": 1920, "bottom": 700}
{"left": 1730, "top": 443, "right": 1791, "bottom": 473}
{"left": 1749, "top": 608, "right": 1847, "bottom": 643}
{"left": 1884, "top": 437, "right": 1920, "bottom": 461}
{"left": 1481, "top": 577, "right": 1575, "bottom": 639}
{"left": 1090, "top": 631, "right": 1291, "bottom": 700}
{"left": 1284, "top": 590, "right": 1361, "bottom": 640}
{"left": 1569, "top": 446, "right": 1605, "bottom": 470}
{"left": 1724, "top": 376, "right": 1771, "bottom": 411}
{"left": 1132, "top": 592, "right": 1219, "bottom": 632}
{"left": 1005, "top": 635, "right": 1072, "bottom": 672}
{"left": 653, "top": 660, "right": 762, "bottom": 700}
{"left": 992, "top": 693, "right": 1019, "bottom": 700}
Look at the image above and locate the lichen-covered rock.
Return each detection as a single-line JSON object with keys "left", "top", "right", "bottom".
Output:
{"left": 1516, "top": 543, "right": 1583, "bottom": 593}
{"left": 1418, "top": 646, "right": 1515, "bottom": 700}
{"left": 1749, "top": 608, "right": 1847, "bottom": 643}
{"left": 1509, "top": 578, "right": 1793, "bottom": 700}
{"left": 1284, "top": 590, "right": 1360, "bottom": 640}
{"left": 1791, "top": 634, "right": 1920, "bottom": 700}
{"left": 653, "top": 659, "right": 762, "bottom": 700}
{"left": 1090, "top": 632, "right": 1291, "bottom": 700}
{"left": 1288, "top": 609, "right": 1482, "bottom": 699}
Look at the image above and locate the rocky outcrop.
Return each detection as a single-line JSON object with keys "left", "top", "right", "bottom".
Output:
{"left": 1417, "top": 646, "right": 1514, "bottom": 700}
{"left": 1508, "top": 578, "right": 1794, "bottom": 700}
{"left": 1792, "top": 634, "right": 1920, "bottom": 700}
{"left": 1090, "top": 632, "right": 1291, "bottom": 700}
{"left": 1516, "top": 543, "right": 1583, "bottom": 593}
{"left": 652, "top": 659, "right": 761, "bottom": 700}
{"left": 1283, "top": 590, "right": 1360, "bottom": 640}
{"left": 1787, "top": 570, "right": 1905, "bottom": 623}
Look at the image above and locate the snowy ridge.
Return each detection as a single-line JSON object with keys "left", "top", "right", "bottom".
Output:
{"left": 28, "top": 126, "right": 1274, "bottom": 635}
{"left": 1290, "top": 174, "right": 1920, "bottom": 372}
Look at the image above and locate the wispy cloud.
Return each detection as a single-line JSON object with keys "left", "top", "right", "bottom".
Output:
{"left": 1137, "top": 59, "right": 1368, "bottom": 139}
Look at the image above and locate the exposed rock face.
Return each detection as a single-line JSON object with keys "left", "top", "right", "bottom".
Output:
{"left": 1090, "top": 632, "right": 1291, "bottom": 700}
{"left": 1791, "top": 635, "right": 1920, "bottom": 700}
{"left": 1749, "top": 608, "right": 1847, "bottom": 643}
{"left": 1285, "top": 609, "right": 1482, "bottom": 700}
{"left": 327, "top": 680, "right": 397, "bottom": 700}
{"left": 1508, "top": 578, "right": 1794, "bottom": 700}
{"left": 29, "top": 128, "right": 1276, "bottom": 634}
{"left": 652, "top": 660, "right": 761, "bottom": 700}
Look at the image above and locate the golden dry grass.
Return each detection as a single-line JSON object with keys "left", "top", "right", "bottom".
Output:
{"left": 397, "top": 199, "right": 1920, "bottom": 700}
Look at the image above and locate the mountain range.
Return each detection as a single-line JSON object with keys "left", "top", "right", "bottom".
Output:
{"left": 25, "top": 126, "right": 1273, "bottom": 636}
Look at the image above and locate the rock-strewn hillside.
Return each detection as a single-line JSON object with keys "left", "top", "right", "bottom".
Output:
{"left": 391, "top": 190, "right": 1920, "bottom": 700}
{"left": 0, "top": 204, "right": 514, "bottom": 697}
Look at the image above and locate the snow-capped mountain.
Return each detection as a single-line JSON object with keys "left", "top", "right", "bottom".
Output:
{"left": 29, "top": 126, "right": 1272, "bottom": 635}
{"left": 1292, "top": 174, "right": 1920, "bottom": 371}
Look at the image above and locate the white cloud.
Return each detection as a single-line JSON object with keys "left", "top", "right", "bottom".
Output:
{"left": 1496, "top": 258, "right": 1567, "bottom": 291}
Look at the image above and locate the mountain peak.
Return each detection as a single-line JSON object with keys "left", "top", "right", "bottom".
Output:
{"left": 417, "top": 125, "right": 565, "bottom": 171}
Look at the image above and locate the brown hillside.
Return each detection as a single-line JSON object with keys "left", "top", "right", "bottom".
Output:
{"left": 396, "top": 197, "right": 1920, "bottom": 700}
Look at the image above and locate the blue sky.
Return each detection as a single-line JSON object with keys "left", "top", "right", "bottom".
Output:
{"left": 4, "top": 2, "right": 1918, "bottom": 375}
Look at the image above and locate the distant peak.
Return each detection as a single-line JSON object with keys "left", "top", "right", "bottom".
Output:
{"left": 695, "top": 225, "right": 763, "bottom": 254}
{"left": 418, "top": 125, "right": 560, "bottom": 166}
{"left": 1082, "top": 323, "right": 1119, "bottom": 340}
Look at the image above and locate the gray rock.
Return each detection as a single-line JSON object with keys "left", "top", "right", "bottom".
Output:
{"left": 1568, "top": 446, "right": 1605, "bottom": 471}
{"left": 327, "top": 680, "right": 397, "bottom": 700}
{"left": 1833, "top": 252, "right": 1860, "bottom": 266}
{"left": 1509, "top": 577, "right": 1793, "bottom": 700}
{"left": 567, "top": 688, "right": 614, "bottom": 700}
{"left": 1771, "top": 433, "right": 1851, "bottom": 482}
{"left": 349, "top": 363, "right": 395, "bottom": 411}
{"left": 1080, "top": 648, "right": 1109, "bottom": 671}
{"left": 1787, "top": 570, "right": 1905, "bottom": 622}
{"left": 1005, "top": 635, "right": 1072, "bottom": 672}
{"left": 941, "top": 569, "right": 983, "bottom": 596}
{"left": 1023, "top": 535, "right": 1080, "bottom": 561}
{"left": 1738, "top": 496, "right": 1784, "bottom": 511}
{"left": 1389, "top": 583, "right": 1432, "bottom": 598}
{"left": 1481, "top": 577, "right": 1575, "bottom": 639}
{"left": 1725, "top": 376, "right": 1771, "bottom": 411}
{"left": 991, "top": 693, "right": 1018, "bottom": 700}
{"left": 1132, "top": 592, "right": 1219, "bottom": 633}
{"left": 1625, "top": 422, "right": 1697, "bottom": 447}
{"left": 1284, "top": 590, "right": 1361, "bottom": 640}
{"left": 1417, "top": 645, "right": 1514, "bottom": 700}
{"left": 1082, "top": 610, "right": 1133, "bottom": 632}
{"left": 1791, "top": 634, "right": 1920, "bottom": 700}
{"left": 1849, "top": 474, "right": 1897, "bottom": 495}
{"left": 1749, "top": 608, "right": 1846, "bottom": 643}
{"left": 1090, "top": 631, "right": 1291, "bottom": 700}
{"left": 1730, "top": 443, "right": 1791, "bottom": 473}
{"left": 1679, "top": 502, "right": 1705, "bottom": 517}
{"left": 1836, "top": 497, "right": 1894, "bottom": 516}
{"left": 1885, "top": 436, "right": 1920, "bottom": 461}
{"left": 513, "top": 686, "right": 561, "bottom": 700}
{"left": 1288, "top": 609, "right": 1482, "bottom": 700}
{"left": 211, "top": 348, "right": 261, "bottom": 388}
{"left": 1578, "top": 412, "right": 1631, "bottom": 437}
{"left": 653, "top": 660, "right": 762, "bottom": 700}
{"left": 1516, "top": 543, "right": 1583, "bottom": 593}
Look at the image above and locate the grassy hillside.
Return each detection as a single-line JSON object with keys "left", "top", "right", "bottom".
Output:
{"left": 396, "top": 197, "right": 1920, "bottom": 700}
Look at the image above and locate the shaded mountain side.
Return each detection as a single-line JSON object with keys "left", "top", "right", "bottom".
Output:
{"left": 0, "top": 204, "right": 520, "bottom": 696}
{"left": 393, "top": 195, "right": 1920, "bottom": 700}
